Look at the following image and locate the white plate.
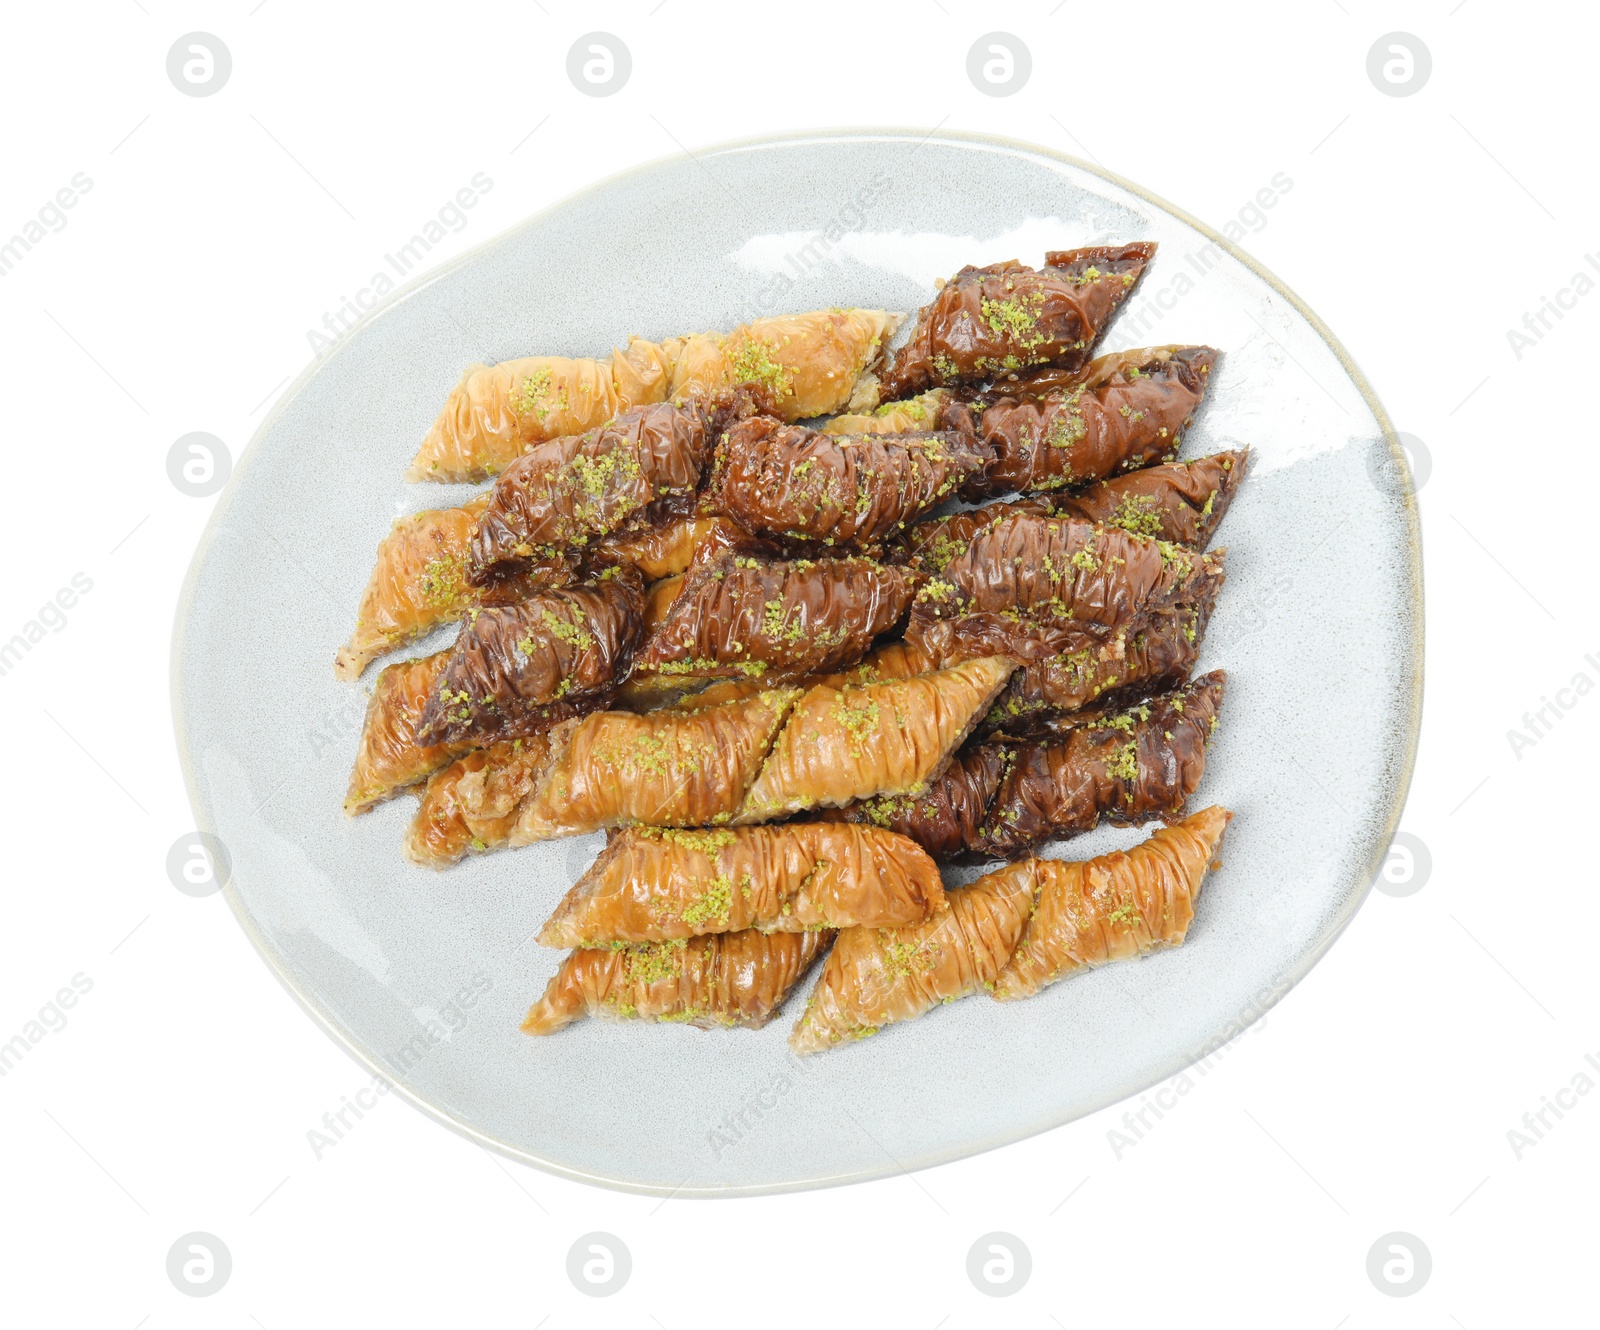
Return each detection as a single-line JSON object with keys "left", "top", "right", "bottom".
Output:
{"left": 172, "top": 130, "right": 1422, "bottom": 1196}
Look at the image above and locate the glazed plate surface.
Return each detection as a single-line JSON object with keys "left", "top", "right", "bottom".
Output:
{"left": 173, "top": 131, "right": 1422, "bottom": 1195}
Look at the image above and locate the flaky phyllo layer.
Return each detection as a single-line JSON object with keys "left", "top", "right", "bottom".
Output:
{"left": 789, "top": 805, "right": 1231, "bottom": 1054}
{"left": 408, "top": 309, "right": 901, "bottom": 483}
{"left": 322, "top": 235, "right": 1262, "bottom": 1062}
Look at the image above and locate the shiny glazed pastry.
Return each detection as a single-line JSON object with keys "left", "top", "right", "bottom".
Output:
{"left": 789, "top": 805, "right": 1230, "bottom": 1052}
{"left": 641, "top": 574, "right": 684, "bottom": 632}
{"left": 977, "top": 670, "right": 1227, "bottom": 857}
{"left": 344, "top": 653, "right": 474, "bottom": 814}
{"left": 510, "top": 689, "right": 802, "bottom": 842}
{"left": 659, "top": 309, "right": 900, "bottom": 417}
{"left": 633, "top": 550, "right": 921, "bottom": 683}
{"left": 822, "top": 389, "right": 954, "bottom": 436}
{"left": 336, "top": 511, "right": 716, "bottom": 682}
{"left": 538, "top": 823, "right": 944, "bottom": 946}
{"left": 407, "top": 308, "right": 898, "bottom": 483}
{"left": 837, "top": 672, "right": 1226, "bottom": 859}
{"left": 821, "top": 744, "right": 1012, "bottom": 861}
{"left": 817, "top": 638, "right": 944, "bottom": 687}
{"left": 788, "top": 861, "right": 1034, "bottom": 1054}
{"left": 993, "top": 805, "right": 1231, "bottom": 1000}
{"left": 895, "top": 450, "right": 1241, "bottom": 576}
{"left": 641, "top": 637, "right": 945, "bottom": 718}
{"left": 334, "top": 495, "right": 547, "bottom": 680}
{"left": 600, "top": 516, "right": 724, "bottom": 580}
{"left": 705, "top": 416, "right": 992, "bottom": 547}
{"left": 522, "top": 928, "right": 832, "bottom": 1034}
{"left": 732, "top": 656, "right": 1015, "bottom": 823}
{"left": 413, "top": 569, "right": 645, "bottom": 746}
{"left": 1053, "top": 450, "right": 1247, "bottom": 546}
{"left": 906, "top": 513, "right": 1219, "bottom": 662}
{"left": 467, "top": 402, "right": 716, "bottom": 586}
{"left": 877, "top": 244, "right": 1155, "bottom": 399}
{"left": 958, "top": 346, "right": 1218, "bottom": 496}
{"left": 403, "top": 734, "right": 561, "bottom": 868}
{"left": 896, "top": 496, "right": 1059, "bottom": 574}
{"left": 984, "top": 568, "right": 1224, "bottom": 730}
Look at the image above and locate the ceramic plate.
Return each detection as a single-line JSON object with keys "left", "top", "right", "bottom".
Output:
{"left": 172, "top": 130, "right": 1422, "bottom": 1195}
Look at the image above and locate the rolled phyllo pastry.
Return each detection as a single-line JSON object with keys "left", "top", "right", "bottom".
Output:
{"left": 822, "top": 389, "right": 954, "bottom": 436}
{"left": 538, "top": 823, "right": 943, "bottom": 946}
{"left": 413, "top": 569, "right": 645, "bottom": 747}
{"left": 599, "top": 516, "right": 724, "bottom": 580}
{"left": 522, "top": 928, "right": 832, "bottom": 1034}
{"left": 705, "top": 416, "right": 992, "bottom": 548}
{"left": 336, "top": 503, "right": 717, "bottom": 682}
{"left": 789, "top": 805, "right": 1230, "bottom": 1052}
{"left": 897, "top": 449, "right": 1244, "bottom": 579}
{"left": 407, "top": 339, "right": 668, "bottom": 483}
{"left": 993, "top": 805, "right": 1231, "bottom": 1000}
{"left": 907, "top": 512, "right": 1219, "bottom": 663}
{"left": 633, "top": 637, "right": 945, "bottom": 719}
{"left": 408, "top": 308, "right": 898, "bottom": 483}
{"left": 403, "top": 734, "right": 561, "bottom": 868}
{"left": 732, "top": 656, "right": 1015, "bottom": 824}
{"left": 896, "top": 496, "right": 1059, "bottom": 575}
{"left": 823, "top": 745, "right": 1012, "bottom": 861}
{"left": 344, "top": 653, "right": 474, "bottom": 814}
{"left": 334, "top": 495, "right": 557, "bottom": 680}
{"left": 877, "top": 244, "right": 1155, "bottom": 400}
{"left": 788, "top": 862, "right": 1034, "bottom": 1054}
{"left": 1053, "top": 449, "right": 1247, "bottom": 547}
{"left": 818, "top": 638, "right": 943, "bottom": 687}
{"left": 837, "top": 672, "right": 1225, "bottom": 860}
{"left": 977, "top": 670, "right": 1226, "bottom": 858}
{"left": 983, "top": 570, "right": 1224, "bottom": 731}
{"left": 632, "top": 549, "right": 921, "bottom": 684}
{"left": 641, "top": 574, "right": 684, "bottom": 632}
{"left": 467, "top": 402, "right": 717, "bottom": 587}
{"left": 509, "top": 688, "right": 803, "bottom": 842}
{"left": 958, "top": 346, "right": 1218, "bottom": 497}
{"left": 659, "top": 308, "right": 900, "bottom": 418}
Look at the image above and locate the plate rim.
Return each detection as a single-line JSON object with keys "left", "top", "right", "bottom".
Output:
{"left": 170, "top": 126, "right": 1425, "bottom": 1198}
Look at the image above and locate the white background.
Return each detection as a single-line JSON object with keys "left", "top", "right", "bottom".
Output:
{"left": 0, "top": 2, "right": 1592, "bottom": 1325}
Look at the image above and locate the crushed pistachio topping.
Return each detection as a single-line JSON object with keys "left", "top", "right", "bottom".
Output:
{"left": 537, "top": 606, "right": 596, "bottom": 650}
{"left": 978, "top": 289, "right": 1049, "bottom": 351}
{"left": 729, "top": 337, "right": 794, "bottom": 400}
{"left": 639, "top": 826, "right": 737, "bottom": 854}
{"left": 419, "top": 555, "right": 468, "bottom": 610}
{"left": 617, "top": 938, "right": 687, "bottom": 987}
{"left": 879, "top": 934, "right": 941, "bottom": 980}
{"left": 1105, "top": 739, "right": 1140, "bottom": 782}
{"left": 680, "top": 875, "right": 734, "bottom": 928}
{"left": 514, "top": 367, "right": 567, "bottom": 423}
{"left": 831, "top": 695, "right": 882, "bottom": 756}
{"left": 1107, "top": 494, "right": 1164, "bottom": 539}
